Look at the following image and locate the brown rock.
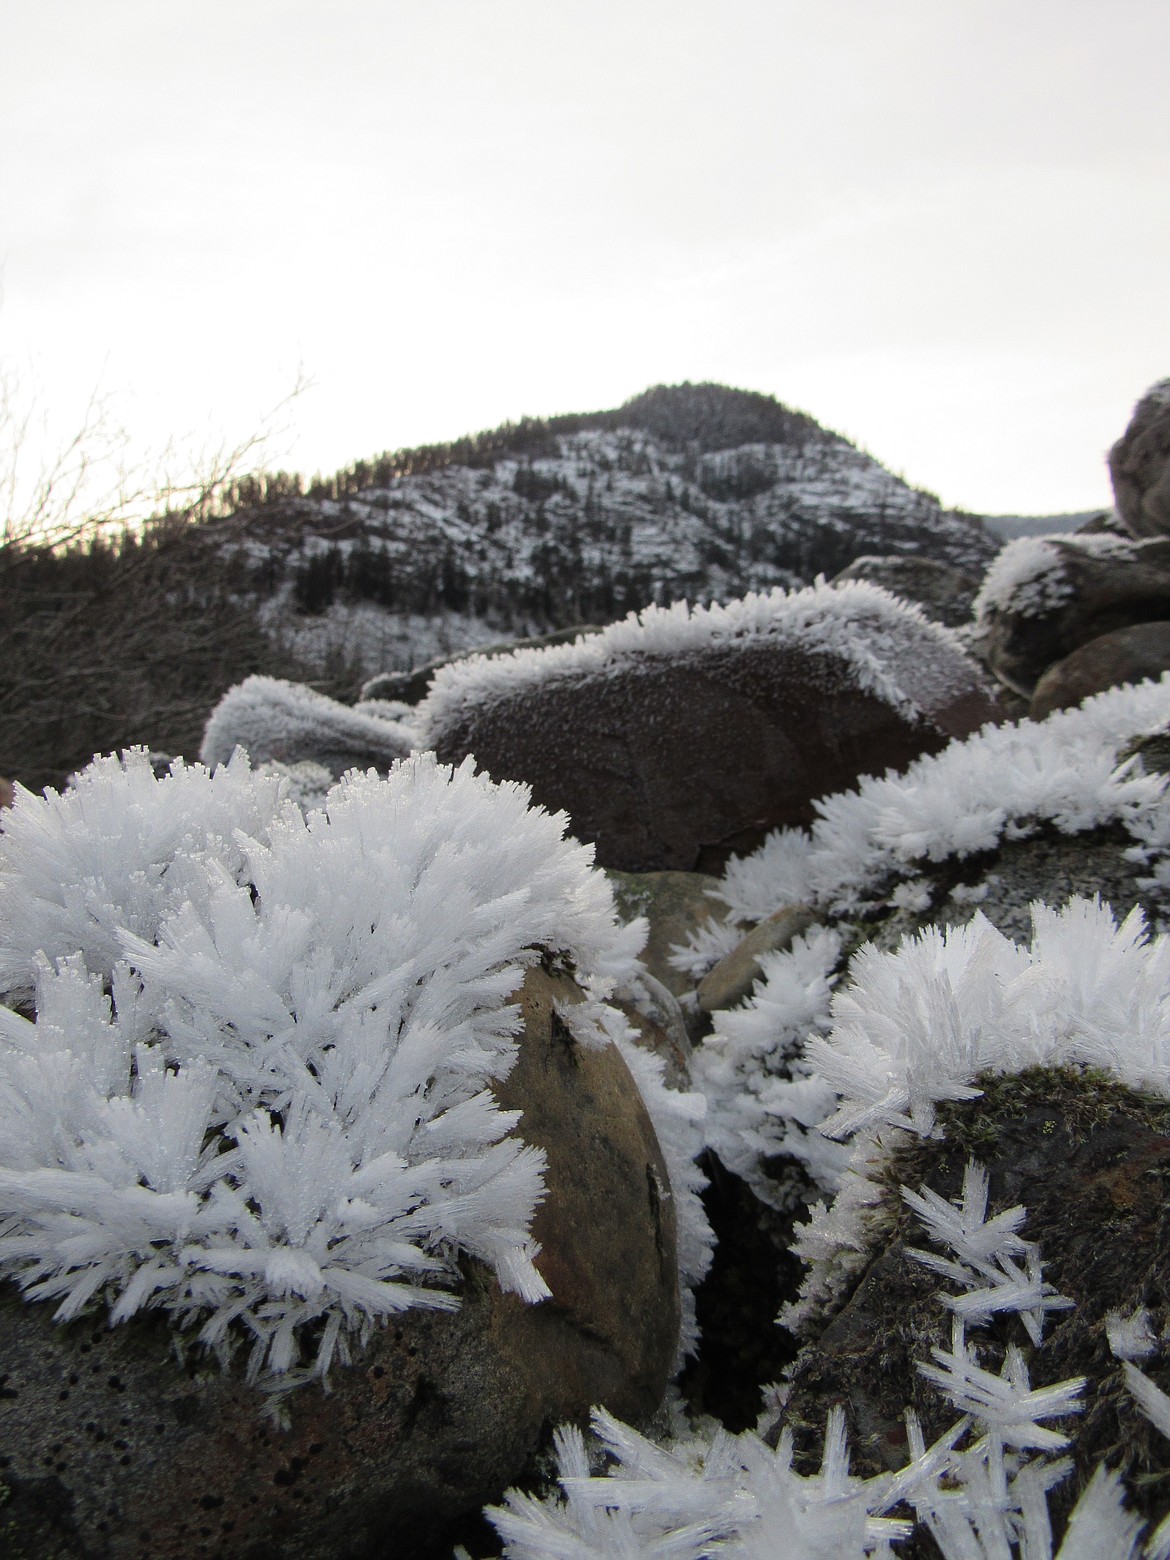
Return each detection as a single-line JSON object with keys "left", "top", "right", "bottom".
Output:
{"left": 0, "top": 776, "right": 13, "bottom": 811}
{"left": 981, "top": 534, "right": 1170, "bottom": 697}
{"left": 1109, "top": 379, "right": 1170, "bottom": 539}
{"left": 0, "top": 966, "right": 678, "bottom": 1560}
{"left": 697, "top": 905, "right": 820, "bottom": 1015}
{"left": 1030, "top": 621, "right": 1170, "bottom": 718}
{"left": 831, "top": 555, "right": 981, "bottom": 628}
{"left": 606, "top": 869, "right": 727, "bottom": 1002}
{"left": 429, "top": 624, "right": 1003, "bottom": 873}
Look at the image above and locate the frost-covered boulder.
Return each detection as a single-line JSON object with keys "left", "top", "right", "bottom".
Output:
{"left": 200, "top": 673, "right": 415, "bottom": 776}
{"left": 831, "top": 554, "right": 981, "bottom": 628}
{"left": 1031, "top": 621, "right": 1170, "bottom": 720}
{"left": 0, "top": 750, "right": 711, "bottom": 1558}
{"left": 973, "top": 532, "right": 1170, "bottom": 697}
{"left": 361, "top": 623, "right": 604, "bottom": 707}
{"left": 1110, "top": 377, "right": 1170, "bottom": 540}
{"left": 418, "top": 583, "right": 1004, "bottom": 873}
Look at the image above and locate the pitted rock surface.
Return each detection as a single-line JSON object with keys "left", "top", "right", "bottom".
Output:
{"left": 1030, "top": 621, "right": 1170, "bottom": 718}
{"left": 1109, "top": 378, "right": 1170, "bottom": 540}
{"left": 430, "top": 637, "right": 1002, "bottom": 872}
{"left": 831, "top": 555, "right": 981, "bottom": 628}
{"left": 0, "top": 966, "right": 678, "bottom": 1560}
{"left": 980, "top": 534, "right": 1170, "bottom": 697}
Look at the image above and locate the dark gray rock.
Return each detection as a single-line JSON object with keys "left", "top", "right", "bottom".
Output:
{"left": 831, "top": 555, "right": 980, "bottom": 628}
{"left": 1109, "top": 378, "right": 1170, "bottom": 540}
{"left": 980, "top": 535, "right": 1170, "bottom": 697}
{"left": 1030, "top": 621, "right": 1170, "bottom": 718}
{"left": 772, "top": 1070, "right": 1170, "bottom": 1545}
{"left": 0, "top": 967, "right": 678, "bottom": 1560}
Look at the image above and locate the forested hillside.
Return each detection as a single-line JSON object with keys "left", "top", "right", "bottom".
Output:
{"left": 1, "top": 383, "right": 999, "bottom": 792}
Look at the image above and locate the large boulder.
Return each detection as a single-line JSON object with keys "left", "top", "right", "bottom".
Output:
{"left": 1109, "top": 378, "right": 1170, "bottom": 539}
{"left": 0, "top": 966, "right": 679, "bottom": 1560}
{"left": 974, "top": 533, "right": 1170, "bottom": 697}
{"left": 1031, "top": 621, "right": 1170, "bottom": 718}
{"left": 419, "top": 584, "right": 1004, "bottom": 873}
{"left": 831, "top": 554, "right": 981, "bottom": 628}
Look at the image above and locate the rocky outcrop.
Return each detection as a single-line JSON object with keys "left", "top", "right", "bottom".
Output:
{"left": 976, "top": 534, "right": 1170, "bottom": 697}
{"left": 0, "top": 966, "right": 679, "bottom": 1560}
{"left": 831, "top": 554, "right": 981, "bottom": 628}
{"left": 1109, "top": 378, "right": 1170, "bottom": 540}
{"left": 1031, "top": 621, "right": 1170, "bottom": 718}
{"left": 423, "top": 587, "right": 1004, "bottom": 873}
{"left": 774, "top": 1068, "right": 1170, "bottom": 1541}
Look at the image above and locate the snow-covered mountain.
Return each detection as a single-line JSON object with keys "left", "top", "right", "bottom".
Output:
{"left": 217, "top": 383, "right": 999, "bottom": 681}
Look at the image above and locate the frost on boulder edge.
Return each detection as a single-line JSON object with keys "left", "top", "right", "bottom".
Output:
{"left": 420, "top": 584, "right": 1005, "bottom": 872}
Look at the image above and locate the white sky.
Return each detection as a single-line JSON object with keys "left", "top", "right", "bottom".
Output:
{"left": 2, "top": 0, "right": 1168, "bottom": 516}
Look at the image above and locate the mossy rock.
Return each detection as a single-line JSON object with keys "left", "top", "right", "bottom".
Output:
{"left": 774, "top": 1067, "right": 1170, "bottom": 1548}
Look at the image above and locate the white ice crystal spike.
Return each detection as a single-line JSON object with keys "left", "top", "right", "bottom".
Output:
{"left": 918, "top": 1334, "right": 1085, "bottom": 1451}
{"left": 1123, "top": 1361, "right": 1170, "bottom": 1441}
{"left": 1053, "top": 1464, "right": 1144, "bottom": 1560}
{"left": 1106, "top": 1307, "right": 1159, "bottom": 1362}
{"left": 903, "top": 1161, "right": 1030, "bottom": 1270}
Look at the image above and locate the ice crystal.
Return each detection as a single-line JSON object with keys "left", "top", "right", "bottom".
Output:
{"left": 681, "top": 675, "right": 1170, "bottom": 952}
{"left": 806, "top": 897, "right": 1170, "bottom": 1141}
{"left": 0, "top": 750, "right": 662, "bottom": 1383}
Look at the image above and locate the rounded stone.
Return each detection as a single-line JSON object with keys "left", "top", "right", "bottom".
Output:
{"left": 429, "top": 633, "right": 1003, "bottom": 874}
{"left": 0, "top": 966, "right": 679, "bottom": 1560}
{"left": 1109, "top": 378, "right": 1170, "bottom": 540}
{"left": 1030, "top": 621, "right": 1170, "bottom": 719}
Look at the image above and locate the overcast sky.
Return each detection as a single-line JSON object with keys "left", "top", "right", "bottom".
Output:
{"left": 2, "top": 0, "right": 1167, "bottom": 516}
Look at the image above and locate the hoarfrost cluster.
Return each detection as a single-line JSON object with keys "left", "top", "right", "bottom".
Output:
{"left": 200, "top": 673, "right": 416, "bottom": 772}
{"left": 0, "top": 748, "right": 655, "bottom": 1384}
{"left": 679, "top": 674, "right": 1170, "bottom": 961}
{"left": 488, "top": 1155, "right": 1164, "bottom": 1558}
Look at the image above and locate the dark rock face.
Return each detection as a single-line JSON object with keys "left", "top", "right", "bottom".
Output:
{"left": 831, "top": 555, "right": 981, "bottom": 628}
{"left": 1109, "top": 380, "right": 1170, "bottom": 540}
{"left": 981, "top": 535, "right": 1170, "bottom": 697}
{"left": 360, "top": 626, "right": 603, "bottom": 707}
{"left": 0, "top": 967, "right": 679, "bottom": 1560}
{"left": 773, "top": 1070, "right": 1170, "bottom": 1545}
{"left": 1030, "top": 621, "right": 1170, "bottom": 718}
{"left": 431, "top": 636, "right": 1003, "bottom": 873}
